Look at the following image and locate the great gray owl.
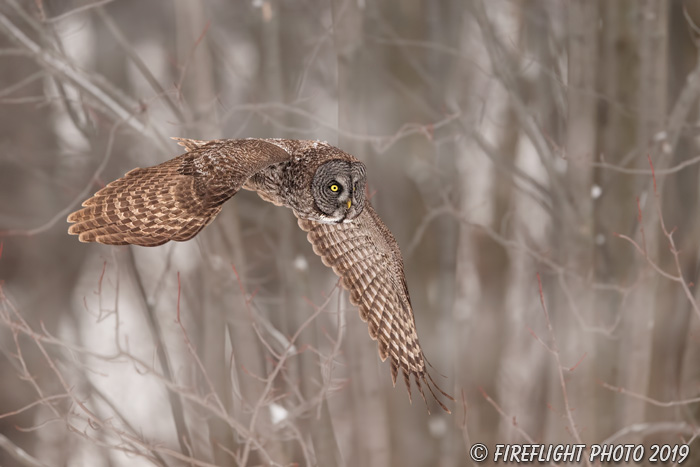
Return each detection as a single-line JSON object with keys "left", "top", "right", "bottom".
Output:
{"left": 67, "top": 138, "right": 452, "bottom": 412}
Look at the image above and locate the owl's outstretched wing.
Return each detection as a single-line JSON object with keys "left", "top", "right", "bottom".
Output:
{"left": 297, "top": 204, "right": 453, "bottom": 413}
{"left": 68, "top": 139, "right": 290, "bottom": 246}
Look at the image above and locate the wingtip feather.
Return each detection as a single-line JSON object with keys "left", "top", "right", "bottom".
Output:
{"left": 78, "top": 231, "right": 97, "bottom": 243}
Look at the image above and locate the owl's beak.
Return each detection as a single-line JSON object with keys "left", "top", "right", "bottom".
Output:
{"left": 347, "top": 199, "right": 352, "bottom": 209}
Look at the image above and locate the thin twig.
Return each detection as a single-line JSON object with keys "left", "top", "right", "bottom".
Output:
{"left": 536, "top": 273, "right": 591, "bottom": 467}
{"left": 96, "top": 7, "right": 186, "bottom": 123}
{"left": 480, "top": 387, "right": 560, "bottom": 467}
{"left": 0, "top": 11, "right": 170, "bottom": 150}
{"left": 0, "top": 70, "right": 44, "bottom": 98}
{"left": 45, "top": 0, "right": 116, "bottom": 23}
{"left": 0, "top": 434, "right": 50, "bottom": 467}
{"left": 602, "top": 422, "right": 699, "bottom": 444}
{"left": 591, "top": 155, "right": 700, "bottom": 175}
{"left": 600, "top": 381, "right": 700, "bottom": 408}
{"left": 125, "top": 249, "right": 192, "bottom": 457}
{"left": 0, "top": 120, "right": 121, "bottom": 238}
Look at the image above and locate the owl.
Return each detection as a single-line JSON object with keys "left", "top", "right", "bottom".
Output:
{"left": 67, "top": 138, "right": 452, "bottom": 412}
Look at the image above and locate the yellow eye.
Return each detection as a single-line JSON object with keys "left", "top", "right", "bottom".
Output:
{"left": 329, "top": 184, "right": 340, "bottom": 192}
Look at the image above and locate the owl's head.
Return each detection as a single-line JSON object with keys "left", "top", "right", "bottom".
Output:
{"left": 311, "top": 160, "right": 367, "bottom": 223}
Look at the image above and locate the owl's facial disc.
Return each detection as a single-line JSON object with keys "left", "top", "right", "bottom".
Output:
{"left": 311, "top": 160, "right": 366, "bottom": 223}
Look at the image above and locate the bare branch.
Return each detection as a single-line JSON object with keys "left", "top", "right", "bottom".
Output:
{"left": 0, "top": 11, "right": 169, "bottom": 148}
{"left": 0, "top": 434, "right": 50, "bottom": 467}
{"left": 602, "top": 422, "right": 699, "bottom": 444}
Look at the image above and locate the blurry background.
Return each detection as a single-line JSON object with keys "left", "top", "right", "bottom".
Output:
{"left": 1, "top": 0, "right": 700, "bottom": 465}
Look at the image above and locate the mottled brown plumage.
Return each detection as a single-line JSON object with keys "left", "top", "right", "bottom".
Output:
{"left": 298, "top": 207, "right": 453, "bottom": 412}
{"left": 67, "top": 138, "right": 452, "bottom": 412}
{"left": 68, "top": 139, "right": 291, "bottom": 246}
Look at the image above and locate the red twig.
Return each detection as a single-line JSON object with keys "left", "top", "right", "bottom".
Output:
{"left": 600, "top": 380, "right": 700, "bottom": 407}
{"left": 176, "top": 20, "right": 212, "bottom": 94}
{"left": 536, "top": 273, "right": 591, "bottom": 467}
{"left": 648, "top": 154, "right": 657, "bottom": 194}
{"left": 479, "top": 387, "right": 562, "bottom": 467}
{"left": 569, "top": 352, "right": 587, "bottom": 372}
{"left": 636, "top": 197, "right": 647, "bottom": 255}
